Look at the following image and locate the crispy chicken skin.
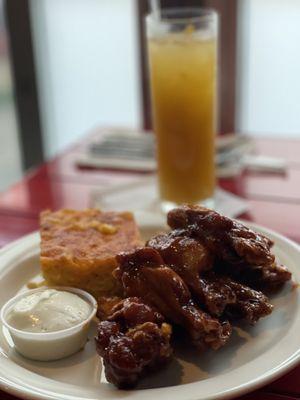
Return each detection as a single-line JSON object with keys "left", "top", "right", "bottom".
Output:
{"left": 95, "top": 297, "right": 172, "bottom": 388}
{"left": 115, "top": 248, "right": 231, "bottom": 350}
{"left": 167, "top": 205, "right": 291, "bottom": 291}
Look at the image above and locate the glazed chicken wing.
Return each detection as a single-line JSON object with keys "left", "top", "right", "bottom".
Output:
{"left": 148, "top": 230, "right": 273, "bottom": 323}
{"left": 95, "top": 297, "right": 172, "bottom": 388}
{"left": 202, "top": 272, "right": 273, "bottom": 323}
{"left": 167, "top": 205, "right": 291, "bottom": 291}
{"left": 147, "top": 230, "right": 235, "bottom": 316}
{"left": 220, "top": 260, "right": 292, "bottom": 292}
{"left": 167, "top": 205, "right": 274, "bottom": 266}
{"left": 147, "top": 229, "right": 213, "bottom": 275}
{"left": 115, "top": 248, "right": 231, "bottom": 350}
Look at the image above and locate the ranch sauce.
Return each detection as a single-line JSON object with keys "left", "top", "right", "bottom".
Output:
{"left": 6, "top": 289, "right": 91, "bottom": 333}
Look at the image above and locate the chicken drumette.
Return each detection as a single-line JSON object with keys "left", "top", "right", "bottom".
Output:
{"left": 148, "top": 230, "right": 273, "bottom": 323}
{"left": 167, "top": 205, "right": 291, "bottom": 291}
{"left": 95, "top": 297, "right": 172, "bottom": 388}
{"left": 115, "top": 248, "right": 231, "bottom": 351}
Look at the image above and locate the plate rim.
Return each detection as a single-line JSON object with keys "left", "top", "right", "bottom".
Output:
{"left": 0, "top": 220, "right": 299, "bottom": 400}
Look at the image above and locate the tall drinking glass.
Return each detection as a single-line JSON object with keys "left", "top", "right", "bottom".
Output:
{"left": 146, "top": 8, "right": 218, "bottom": 211}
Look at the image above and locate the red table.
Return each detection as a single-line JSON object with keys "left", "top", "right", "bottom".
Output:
{"left": 0, "top": 131, "right": 300, "bottom": 400}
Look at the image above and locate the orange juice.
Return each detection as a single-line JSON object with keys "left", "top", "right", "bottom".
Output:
{"left": 148, "top": 31, "right": 217, "bottom": 204}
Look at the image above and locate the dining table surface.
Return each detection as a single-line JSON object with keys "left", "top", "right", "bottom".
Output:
{"left": 0, "top": 128, "right": 300, "bottom": 400}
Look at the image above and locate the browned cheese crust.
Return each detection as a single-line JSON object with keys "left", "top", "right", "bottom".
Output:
{"left": 40, "top": 208, "right": 142, "bottom": 297}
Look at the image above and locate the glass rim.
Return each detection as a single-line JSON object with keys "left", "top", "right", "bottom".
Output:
{"left": 146, "top": 7, "right": 217, "bottom": 25}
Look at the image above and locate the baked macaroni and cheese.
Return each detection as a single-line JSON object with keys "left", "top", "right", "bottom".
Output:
{"left": 40, "top": 208, "right": 141, "bottom": 297}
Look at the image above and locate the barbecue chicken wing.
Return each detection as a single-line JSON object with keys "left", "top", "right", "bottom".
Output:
{"left": 115, "top": 248, "right": 231, "bottom": 350}
{"left": 167, "top": 205, "right": 291, "bottom": 291}
{"left": 95, "top": 297, "right": 172, "bottom": 388}
{"left": 148, "top": 230, "right": 273, "bottom": 322}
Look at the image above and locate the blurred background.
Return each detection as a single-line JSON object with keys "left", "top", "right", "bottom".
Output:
{"left": 1, "top": 0, "right": 300, "bottom": 191}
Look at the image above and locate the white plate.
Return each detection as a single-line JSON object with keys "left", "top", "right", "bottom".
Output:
{"left": 0, "top": 219, "right": 299, "bottom": 400}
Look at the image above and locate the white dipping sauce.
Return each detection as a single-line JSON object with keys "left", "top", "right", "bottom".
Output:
{"left": 6, "top": 289, "right": 91, "bottom": 333}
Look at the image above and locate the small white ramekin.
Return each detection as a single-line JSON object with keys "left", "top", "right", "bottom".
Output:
{"left": 0, "top": 286, "right": 97, "bottom": 361}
